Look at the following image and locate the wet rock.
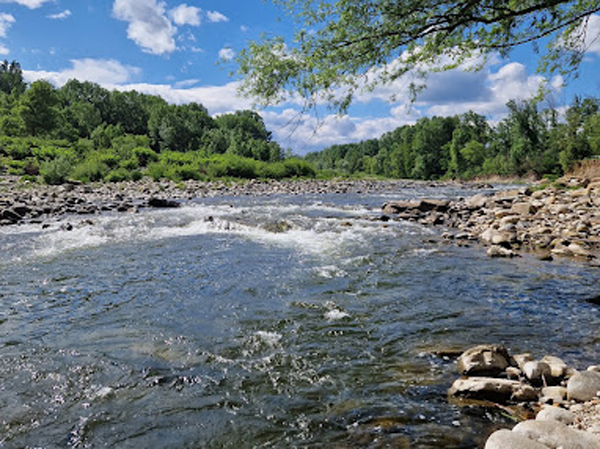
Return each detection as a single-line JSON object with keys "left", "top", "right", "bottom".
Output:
{"left": 567, "top": 370, "right": 600, "bottom": 401}
{"left": 513, "top": 419, "right": 600, "bottom": 449}
{"left": 487, "top": 245, "right": 518, "bottom": 258}
{"left": 536, "top": 406, "right": 575, "bottom": 425}
{"left": 457, "top": 345, "right": 513, "bottom": 376}
{"left": 263, "top": 220, "right": 293, "bottom": 233}
{"left": 484, "top": 429, "right": 549, "bottom": 449}
{"left": 148, "top": 197, "right": 181, "bottom": 208}
{"left": 448, "top": 377, "right": 536, "bottom": 403}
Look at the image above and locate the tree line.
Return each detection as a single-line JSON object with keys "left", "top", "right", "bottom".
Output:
{"left": 0, "top": 60, "right": 315, "bottom": 184}
{"left": 305, "top": 98, "right": 600, "bottom": 180}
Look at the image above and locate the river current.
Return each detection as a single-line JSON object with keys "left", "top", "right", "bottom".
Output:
{"left": 1, "top": 185, "right": 599, "bottom": 448}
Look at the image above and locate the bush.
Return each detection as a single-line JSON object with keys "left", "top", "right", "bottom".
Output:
{"left": 106, "top": 168, "right": 130, "bottom": 183}
{"left": 132, "top": 147, "right": 158, "bottom": 167}
{"left": 72, "top": 157, "right": 109, "bottom": 183}
{"left": 41, "top": 155, "right": 73, "bottom": 185}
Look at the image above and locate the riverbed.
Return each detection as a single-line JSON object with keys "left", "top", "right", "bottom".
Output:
{"left": 1, "top": 185, "right": 599, "bottom": 448}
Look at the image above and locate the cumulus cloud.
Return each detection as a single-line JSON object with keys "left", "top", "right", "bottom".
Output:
{"left": 583, "top": 14, "right": 600, "bottom": 56}
{"left": 113, "top": 0, "right": 176, "bottom": 55}
{"left": 219, "top": 47, "right": 235, "bottom": 60}
{"left": 169, "top": 4, "right": 201, "bottom": 26}
{"left": 48, "top": 9, "right": 72, "bottom": 20}
{"left": 0, "top": 0, "right": 52, "bottom": 8}
{"left": 0, "top": 44, "right": 9, "bottom": 55}
{"left": 0, "top": 13, "right": 15, "bottom": 38}
{"left": 23, "top": 59, "right": 141, "bottom": 86}
{"left": 206, "top": 11, "right": 228, "bottom": 23}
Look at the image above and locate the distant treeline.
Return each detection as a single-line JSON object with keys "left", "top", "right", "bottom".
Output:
{"left": 0, "top": 60, "right": 315, "bottom": 184}
{"left": 306, "top": 98, "right": 600, "bottom": 179}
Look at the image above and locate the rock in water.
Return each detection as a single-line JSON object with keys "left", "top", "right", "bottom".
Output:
{"left": 448, "top": 377, "right": 536, "bottom": 403}
{"left": 148, "top": 198, "right": 180, "bottom": 208}
{"left": 457, "top": 345, "right": 513, "bottom": 376}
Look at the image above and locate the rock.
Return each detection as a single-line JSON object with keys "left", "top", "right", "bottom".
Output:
{"left": 148, "top": 198, "right": 181, "bottom": 208}
{"left": 514, "top": 353, "right": 535, "bottom": 370}
{"left": 448, "top": 377, "right": 536, "bottom": 403}
{"left": 511, "top": 202, "right": 536, "bottom": 216}
{"left": 457, "top": 345, "right": 513, "bottom": 376}
{"left": 523, "top": 361, "right": 552, "bottom": 384}
{"left": 263, "top": 220, "right": 292, "bottom": 233}
{"left": 513, "top": 419, "right": 600, "bottom": 449}
{"left": 487, "top": 245, "right": 518, "bottom": 258}
{"left": 484, "top": 429, "right": 549, "bottom": 449}
{"left": 540, "top": 356, "right": 568, "bottom": 378}
{"left": 540, "top": 386, "right": 567, "bottom": 405}
{"left": 466, "top": 194, "right": 490, "bottom": 209}
{"left": 588, "top": 366, "right": 600, "bottom": 373}
{"left": 536, "top": 406, "right": 575, "bottom": 425}
{"left": 506, "top": 367, "right": 522, "bottom": 380}
{"left": 567, "top": 370, "right": 600, "bottom": 401}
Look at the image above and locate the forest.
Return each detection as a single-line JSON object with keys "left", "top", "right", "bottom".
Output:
{"left": 306, "top": 98, "right": 600, "bottom": 180}
{"left": 0, "top": 60, "right": 315, "bottom": 184}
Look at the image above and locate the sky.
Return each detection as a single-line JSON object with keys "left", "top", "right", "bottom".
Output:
{"left": 2, "top": 0, "right": 600, "bottom": 154}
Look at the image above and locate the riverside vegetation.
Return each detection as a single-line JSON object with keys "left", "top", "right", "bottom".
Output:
{"left": 1, "top": 60, "right": 600, "bottom": 186}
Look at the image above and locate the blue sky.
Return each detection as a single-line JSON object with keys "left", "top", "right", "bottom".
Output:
{"left": 2, "top": 0, "right": 600, "bottom": 154}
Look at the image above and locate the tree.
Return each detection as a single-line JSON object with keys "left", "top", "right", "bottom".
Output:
{"left": 0, "top": 60, "right": 26, "bottom": 96}
{"left": 19, "top": 80, "right": 59, "bottom": 136}
{"left": 238, "top": 0, "right": 600, "bottom": 112}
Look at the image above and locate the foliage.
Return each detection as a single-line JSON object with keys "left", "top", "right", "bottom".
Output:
{"left": 41, "top": 155, "right": 72, "bottom": 185}
{"left": 306, "top": 98, "right": 600, "bottom": 180}
{"left": 238, "top": 0, "right": 600, "bottom": 112}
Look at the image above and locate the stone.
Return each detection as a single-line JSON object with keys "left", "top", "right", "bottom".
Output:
{"left": 487, "top": 246, "right": 517, "bottom": 258}
{"left": 514, "top": 353, "right": 535, "bottom": 370}
{"left": 457, "top": 345, "right": 513, "bottom": 376}
{"left": 148, "top": 198, "right": 180, "bottom": 208}
{"left": 536, "top": 406, "right": 575, "bottom": 424}
{"left": 484, "top": 429, "right": 549, "bottom": 449}
{"left": 567, "top": 370, "right": 600, "bottom": 401}
{"left": 511, "top": 202, "right": 536, "bottom": 216}
{"left": 540, "top": 356, "right": 568, "bottom": 378}
{"left": 523, "top": 361, "right": 552, "bottom": 384}
{"left": 448, "top": 377, "right": 536, "bottom": 403}
{"left": 588, "top": 366, "right": 600, "bottom": 373}
{"left": 513, "top": 419, "right": 600, "bottom": 449}
{"left": 540, "top": 386, "right": 567, "bottom": 405}
{"left": 506, "top": 367, "right": 522, "bottom": 379}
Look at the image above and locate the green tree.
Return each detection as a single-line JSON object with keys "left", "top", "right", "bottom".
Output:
{"left": 0, "top": 60, "right": 26, "bottom": 96}
{"left": 238, "top": 0, "right": 600, "bottom": 111}
{"left": 19, "top": 80, "right": 60, "bottom": 136}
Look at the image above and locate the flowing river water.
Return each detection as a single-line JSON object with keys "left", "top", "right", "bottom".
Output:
{"left": 1, "top": 185, "right": 599, "bottom": 448}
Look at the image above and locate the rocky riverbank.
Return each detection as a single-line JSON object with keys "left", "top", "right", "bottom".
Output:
{"left": 0, "top": 176, "right": 484, "bottom": 227}
{"left": 382, "top": 176, "right": 600, "bottom": 262}
{"left": 447, "top": 345, "right": 600, "bottom": 448}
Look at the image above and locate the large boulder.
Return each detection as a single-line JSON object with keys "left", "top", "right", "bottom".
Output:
{"left": 448, "top": 377, "right": 536, "bottom": 403}
{"left": 485, "top": 429, "right": 549, "bottom": 449}
{"left": 535, "top": 406, "right": 575, "bottom": 425}
{"left": 457, "top": 345, "right": 513, "bottom": 376}
{"left": 567, "top": 370, "right": 600, "bottom": 401}
{"left": 513, "top": 419, "right": 600, "bottom": 449}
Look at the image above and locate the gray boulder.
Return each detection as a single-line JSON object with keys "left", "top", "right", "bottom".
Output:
{"left": 540, "top": 356, "right": 568, "bottom": 378}
{"left": 485, "top": 429, "right": 549, "bottom": 449}
{"left": 523, "top": 361, "right": 551, "bottom": 384}
{"left": 535, "top": 406, "right": 575, "bottom": 425}
{"left": 457, "top": 345, "right": 513, "bottom": 376}
{"left": 513, "top": 419, "right": 600, "bottom": 449}
{"left": 567, "top": 370, "right": 600, "bottom": 401}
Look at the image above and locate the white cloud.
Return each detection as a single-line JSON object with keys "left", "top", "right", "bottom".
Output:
{"left": 23, "top": 59, "right": 141, "bottom": 86}
{"left": 583, "top": 14, "right": 600, "bottom": 56}
{"left": 0, "top": 44, "right": 9, "bottom": 55}
{"left": 206, "top": 11, "right": 228, "bottom": 23}
{"left": 240, "top": 25, "right": 249, "bottom": 32}
{"left": 169, "top": 4, "right": 201, "bottom": 26}
{"left": 219, "top": 47, "right": 235, "bottom": 60}
{"left": 0, "top": 13, "right": 15, "bottom": 38}
{"left": 113, "top": 0, "right": 176, "bottom": 55}
{"left": 0, "top": 0, "right": 52, "bottom": 8}
{"left": 48, "top": 9, "right": 72, "bottom": 20}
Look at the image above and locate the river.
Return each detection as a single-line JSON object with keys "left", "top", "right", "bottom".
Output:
{"left": 1, "top": 185, "right": 599, "bottom": 448}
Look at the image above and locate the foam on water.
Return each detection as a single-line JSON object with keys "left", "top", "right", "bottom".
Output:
{"left": 5, "top": 201, "right": 389, "bottom": 262}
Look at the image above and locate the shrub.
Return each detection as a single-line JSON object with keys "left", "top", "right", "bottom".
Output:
{"left": 106, "top": 168, "right": 130, "bottom": 183}
{"left": 41, "top": 155, "right": 73, "bottom": 185}
{"left": 72, "top": 157, "right": 109, "bottom": 183}
{"left": 132, "top": 147, "right": 158, "bottom": 167}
